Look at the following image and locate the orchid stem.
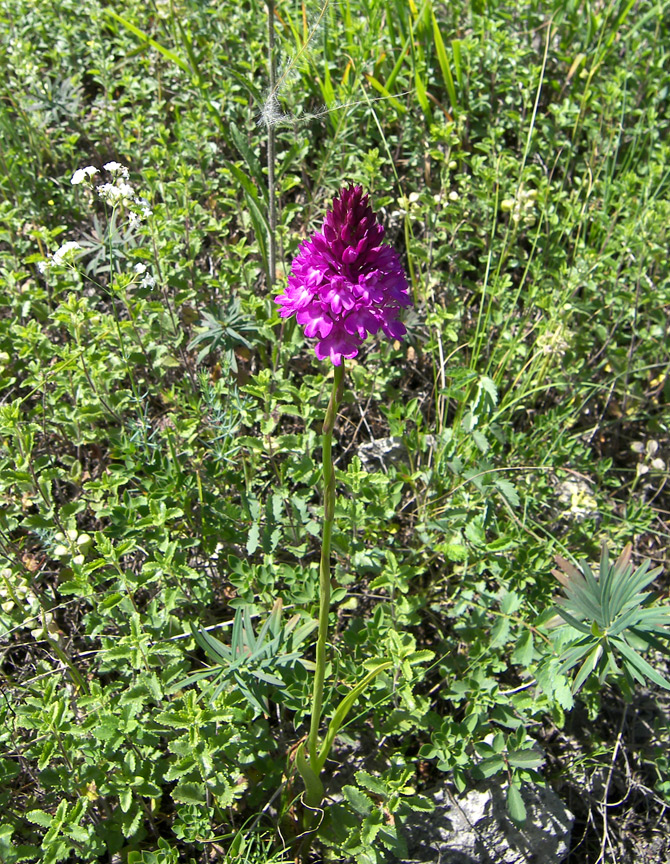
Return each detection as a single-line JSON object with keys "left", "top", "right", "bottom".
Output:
{"left": 307, "top": 363, "right": 345, "bottom": 773}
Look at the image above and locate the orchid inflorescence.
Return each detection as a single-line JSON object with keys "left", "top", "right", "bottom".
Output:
{"left": 275, "top": 185, "right": 412, "bottom": 365}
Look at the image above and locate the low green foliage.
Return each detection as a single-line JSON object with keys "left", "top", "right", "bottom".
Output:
{"left": 0, "top": 0, "right": 669, "bottom": 861}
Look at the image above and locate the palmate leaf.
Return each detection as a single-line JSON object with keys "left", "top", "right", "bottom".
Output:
{"left": 178, "top": 600, "right": 313, "bottom": 712}
{"left": 613, "top": 637, "right": 670, "bottom": 690}
{"left": 187, "top": 297, "right": 257, "bottom": 367}
{"left": 551, "top": 543, "right": 669, "bottom": 694}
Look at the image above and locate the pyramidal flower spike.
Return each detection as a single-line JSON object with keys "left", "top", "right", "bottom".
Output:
{"left": 275, "top": 185, "right": 412, "bottom": 365}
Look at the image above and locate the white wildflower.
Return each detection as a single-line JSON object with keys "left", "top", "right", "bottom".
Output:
{"left": 103, "top": 161, "right": 130, "bottom": 179}
{"left": 97, "top": 181, "right": 133, "bottom": 205}
{"left": 117, "top": 181, "right": 134, "bottom": 199}
{"left": 97, "top": 183, "right": 121, "bottom": 204}
{"left": 132, "top": 261, "right": 155, "bottom": 288}
{"left": 37, "top": 260, "right": 49, "bottom": 274}
{"left": 71, "top": 166, "right": 98, "bottom": 185}
{"left": 136, "top": 197, "right": 152, "bottom": 218}
{"left": 52, "top": 241, "right": 82, "bottom": 266}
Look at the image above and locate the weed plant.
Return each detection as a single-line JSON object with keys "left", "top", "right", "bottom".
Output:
{"left": 0, "top": 0, "right": 669, "bottom": 862}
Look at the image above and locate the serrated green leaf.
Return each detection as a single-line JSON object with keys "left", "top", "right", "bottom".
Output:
{"left": 25, "top": 810, "right": 52, "bottom": 828}
{"left": 401, "top": 794, "right": 434, "bottom": 812}
{"left": 246, "top": 522, "right": 260, "bottom": 556}
{"left": 119, "top": 787, "right": 133, "bottom": 813}
{"left": 490, "top": 616, "right": 511, "bottom": 648}
{"left": 511, "top": 630, "right": 534, "bottom": 666}
{"left": 343, "top": 784, "right": 373, "bottom": 815}
{"left": 494, "top": 479, "right": 520, "bottom": 508}
{"left": 406, "top": 649, "right": 435, "bottom": 666}
{"left": 99, "top": 592, "right": 124, "bottom": 611}
{"left": 465, "top": 518, "right": 486, "bottom": 546}
{"left": 355, "top": 770, "right": 386, "bottom": 796}
{"left": 121, "top": 805, "right": 143, "bottom": 839}
{"left": 361, "top": 808, "right": 384, "bottom": 845}
{"left": 478, "top": 376, "right": 498, "bottom": 407}
{"left": 471, "top": 429, "right": 490, "bottom": 454}
{"left": 172, "top": 782, "right": 206, "bottom": 804}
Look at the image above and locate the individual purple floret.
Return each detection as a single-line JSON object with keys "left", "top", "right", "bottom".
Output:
{"left": 275, "top": 186, "right": 412, "bottom": 365}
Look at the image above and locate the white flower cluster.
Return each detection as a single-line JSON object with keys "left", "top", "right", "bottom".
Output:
{"left": 53, "top": 240, "right": 82, "bottom": 265}
{"left": 103, "top": 161, "right": 129, "bottom": 179}
{"left": 134, "top": 262, "right": 156, "bottom": 289}
{"left": 71, "top": 166, "right": 98, "bottom": 185}
{"left": 97, "top": 181, "right": 135, "bottom": 205}
{"left": 129, "top": 197, "right": 152, "bottom": 227}
{"left": 70, "top": 161, "right": 153, "bottom": 222}
{"left": 38, "top": 240, "right": 82, "bottom": 273}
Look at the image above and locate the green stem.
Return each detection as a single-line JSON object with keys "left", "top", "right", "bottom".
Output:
{"left": 266, "top": 0, "right": 277, "bottom": 288}
{"left": 308, "top": 363, "right": 345, "bottom": 769}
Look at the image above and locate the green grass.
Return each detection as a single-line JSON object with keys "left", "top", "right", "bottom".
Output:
{"left": 0, "top": 0, "right": 669, "bottom": 861}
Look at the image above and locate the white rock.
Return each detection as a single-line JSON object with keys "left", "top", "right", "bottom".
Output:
{"left": 396, "top": 781, "right": 573, "bottom": 864}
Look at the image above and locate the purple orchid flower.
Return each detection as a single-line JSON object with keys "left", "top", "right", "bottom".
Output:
{"left": 275, "top": 186, "right": 412, "bottom": 365}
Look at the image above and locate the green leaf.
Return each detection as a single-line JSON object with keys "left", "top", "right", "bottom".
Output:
{"left": 431, "top": 10, "right": 458, "bottom": 113}
{"left": 511, "top": 630, "right": 534, "bottom": 666}
{"left": 355, "top": 770, "right": 386, "bottom": 796}
{"left": 494, "top": 479, "right": 520, "bottom": 508}
{"left": 405, "top": 649, "right": 435, "bottom": 666}
{"left": 490, "top": 616, "right": 511, "bottom": 648}
{"left": 554, "top": 606, "right": 592, "bottom": 635}
{"left": 25, "top": 810, "right": 52, "bottom": 828}
{"left": 506, "top": 748, "right": 544, "bottom": 770}
{"left": 507, "top": 783, "right": 527, "bottom": 823}
{"left": 614, "top": 637, "right": 670, "bottom": 690}
{"left": 105, "top": 10, "right": 190, "bottom": 73}
{"left": 119, "top": 787, "right": 133, "bottom": 813}
{"left": 477, "top": 755, "right": 505, "bottom": 777}
{"left": 361, "top": 809, "right": 384, "bottom": 845}
{"left": 172, "top": 782, "right": 206, "bottom": 804}
{"left": 343, "top": 784, "right": 373, "bottom": 815}
{"left": 364, "top": 73, "right": 406, "bottom": 113}
{"left": 401, "top": 794, "right": 434, "bottom": 812}
{"left": 246, "top": 522, "right": 260, "bottom": 556}
{"left": 572, "top": 644, "right": 604, "bottom": 693}
{"left": 295, "top": 743, "right": 324, "bottom": 809}
{"left": 121, "top": 806, "right": 144, "bottom": 839}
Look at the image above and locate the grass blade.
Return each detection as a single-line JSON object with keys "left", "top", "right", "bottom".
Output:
{"left": 105, "top": 10, "right": 190, "bottom": 74}
{"left": 431, "top": 9, "right": 457, "bottom": 114}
